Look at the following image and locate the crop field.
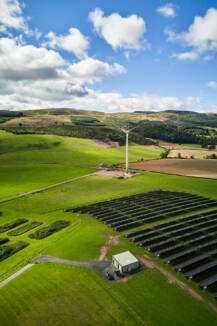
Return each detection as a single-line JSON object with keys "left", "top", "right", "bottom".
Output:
{"left": 168, "top": 148, "right": 217, "bottom": 159}
{"left": 0, "top": 131, "right": 217, "bottom": 325}
{"left": 128, "top": 159, "right": 217, "bottom": 179}
{"left": 71, "top": 190, "right": 217, "bottom": 231}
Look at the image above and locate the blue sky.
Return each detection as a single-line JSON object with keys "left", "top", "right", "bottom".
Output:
{"left": 0, "top": 0, "right": 217, "bottom": 112}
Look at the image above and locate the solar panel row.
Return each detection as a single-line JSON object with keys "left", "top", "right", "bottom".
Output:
{"left": 126, "top": 209, "right": 217, "bottom": 298}
{"left": 69, "top": 191, "right": 217, "bottom": 232}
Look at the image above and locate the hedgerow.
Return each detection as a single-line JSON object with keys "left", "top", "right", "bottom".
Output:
{"left": 29, "top": 220, "right": 70, "bottom": 239}
{"left": 7, "top": 221, "right": 42, "bottom": 236}
{"left": 0, "top": 219, "right": 28, "bottom": 233}
{"left": 0, "top": 238, "right": 9, "bottom": 245}
{"left": 0, "top": 241, "right": 29, "bottom": 261}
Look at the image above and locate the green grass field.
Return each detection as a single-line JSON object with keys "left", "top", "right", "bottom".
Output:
{"left": 0, "top": 131, "right": 217, "bottom": 325}
{"left": 1, "top": 263, "right": 216, "bottom": 326}
{"left": 0, "top": 130, "right": 162, "bottom": 198}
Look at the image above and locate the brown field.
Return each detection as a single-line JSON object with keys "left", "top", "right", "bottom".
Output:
{"left": 166, "top": 147, "right": 217, "bottom": 159}
{"left": 128, "top": 159, "right": 217, "bottom": 179}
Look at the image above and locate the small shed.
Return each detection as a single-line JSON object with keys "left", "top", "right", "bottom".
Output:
{"left": 112, "top": 251, "right": 139, "bottom": 273}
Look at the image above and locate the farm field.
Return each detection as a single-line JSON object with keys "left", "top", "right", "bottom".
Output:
{"left": 167, "top": 147, "right": 217, "bottom": 159}
{"left": 0, "top": 132, "right": 217, "bottom": 325}
{"left": 128, "top": 159, "right": 217, "bottom": 179}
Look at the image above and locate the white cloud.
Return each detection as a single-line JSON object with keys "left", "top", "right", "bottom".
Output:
{"left": 0, "top": 82, "right": 204, "bottom": 112}
{"left": 157, "top": 3, "right": 176, "bottom": 18}
{"left": 208, "top": 81, "right": 217, "bottom": 89}
{"left": 0, "top": 37, "right": 125, "bottom": 84}
{"left": 67, "top": 57, "right": 126, "bottom": 84}
{"left": 166, "top": 8, "right": 217, "bottom": 60}
{"left": 89, "top": 8, "right": 149, "bottom": 51}
{"left": 185, "top": 96, "right": 203, "bottom": 107}
{"left": 0, "top": 37, "right": 65, "bottom": 80}
{"left": 171, "top": 51, "right": 199, "bottom": 61}
{"left": 0, "top": 36, "right": 127, "bottom": 109}
{"left": 0, "top": 0, "right": 28, "bottom": 33}
{"left": 44, "top": 28, "right": 89, "bottom": 59}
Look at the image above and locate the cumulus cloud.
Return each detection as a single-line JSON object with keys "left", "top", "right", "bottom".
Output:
{"left": 62, "top": 92, "right": 205, "bottom": 113}
{"left": 67, "top": 57, "right": 126, "bottom": 84}
{"left": 157, "top": 3, "right": 176, "bottom": 18}
{"left": 208, "top": 81, "right": 217, "bottom": 89}
{"left": 0, "top": 82, "right": 204, "bottom": 113}
{"left": 166, "top": 8, "right": 217, "bottom": 60}
{"left": 0, "top": 36, "right": 127, "bottom": 109}
{"left": 0, "top": 0, "right": 29, "bottom": 33}
{"left": 44, "top": 28, "right": 89, "bottom": 59}
{"left": 0, "top": 37, "right": 65, "bottom": 81}
{"left": 0, "top": 37, "right": 125, "bottom": 83}
{"left": 89, "top": 8, "right": 149, "bottom": 51}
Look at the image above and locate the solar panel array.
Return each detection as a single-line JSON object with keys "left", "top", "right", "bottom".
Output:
{"left": 69, "top": 190, "right": 217, "bottom": 298}
{"left": 126, "top": 208, "right": 217, "bottom": 298}
{"left": 71, "top": 190, "right": 217, "bottom": 231}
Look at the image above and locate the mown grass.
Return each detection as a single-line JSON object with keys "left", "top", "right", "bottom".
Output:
{"left": 0, "top": 263, "right": 216, "bottom": 326}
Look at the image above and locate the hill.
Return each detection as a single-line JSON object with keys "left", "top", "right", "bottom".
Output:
{"left": 1, "top": 108, "right": 217, "bottom": 146}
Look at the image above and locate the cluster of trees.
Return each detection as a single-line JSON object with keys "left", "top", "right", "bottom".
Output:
{"left": 2, "top": 124, "right": 155, "bottom": 146}
{"left": 0, "top": 110, "right": 23, "bottom": 118}
{"left": 134, "top": 121, "right": 217, "bottom": 146}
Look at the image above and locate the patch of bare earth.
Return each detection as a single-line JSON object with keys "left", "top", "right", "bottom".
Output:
{"left": 93, "top": 169, "right": 137, "bottom": 178}
{"left": 140, "top": 255, "right": 217, "bottom": 314}
{"left": 98, "top": 235, "right": 120, "bottom": 261}
{"left": 93, "top": 139, "right": 120, "bottom": 148}
{"left": 128, "top": 159, "right": 217, "bottom": 179}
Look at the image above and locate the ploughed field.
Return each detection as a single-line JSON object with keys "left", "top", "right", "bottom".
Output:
{"left": 71, "top": 190, "right": 217, "bottom": 299}
{"left": 127, "top": 159, "right": 217, "bottom": 179}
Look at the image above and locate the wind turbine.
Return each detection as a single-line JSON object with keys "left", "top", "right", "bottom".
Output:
{"left": 121, "top": 124, "right": 142, "bottom": 173}
{"left": 110, "top": 120, "right": 144, "bottom": 174}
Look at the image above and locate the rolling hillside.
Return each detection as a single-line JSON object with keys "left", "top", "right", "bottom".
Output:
{"left": 1, "top": 109, "right": 217, "bottom": 146}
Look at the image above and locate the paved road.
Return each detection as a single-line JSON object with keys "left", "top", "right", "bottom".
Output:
{"left": 0, "top": 264, "right": 34, "bottom": 288}
{"left": 32, "top": 255, "right": 91, "bottom": 267}
{"left": 32, "top": 255, "right": 111, "bottom": 272}
{"left": 0, "top": 172, "right": 96, "bottom": 204}
{"left": 0, "top": 255, "right": 111, "bottom": 289}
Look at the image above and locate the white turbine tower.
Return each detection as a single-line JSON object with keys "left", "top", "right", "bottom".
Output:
{"left": 121, "top": 123, "right": 143, "bottom": 174}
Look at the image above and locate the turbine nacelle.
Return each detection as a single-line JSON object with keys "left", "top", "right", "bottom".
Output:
{"left": 121, "top": 129, "right": 130, "bottom": 134}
